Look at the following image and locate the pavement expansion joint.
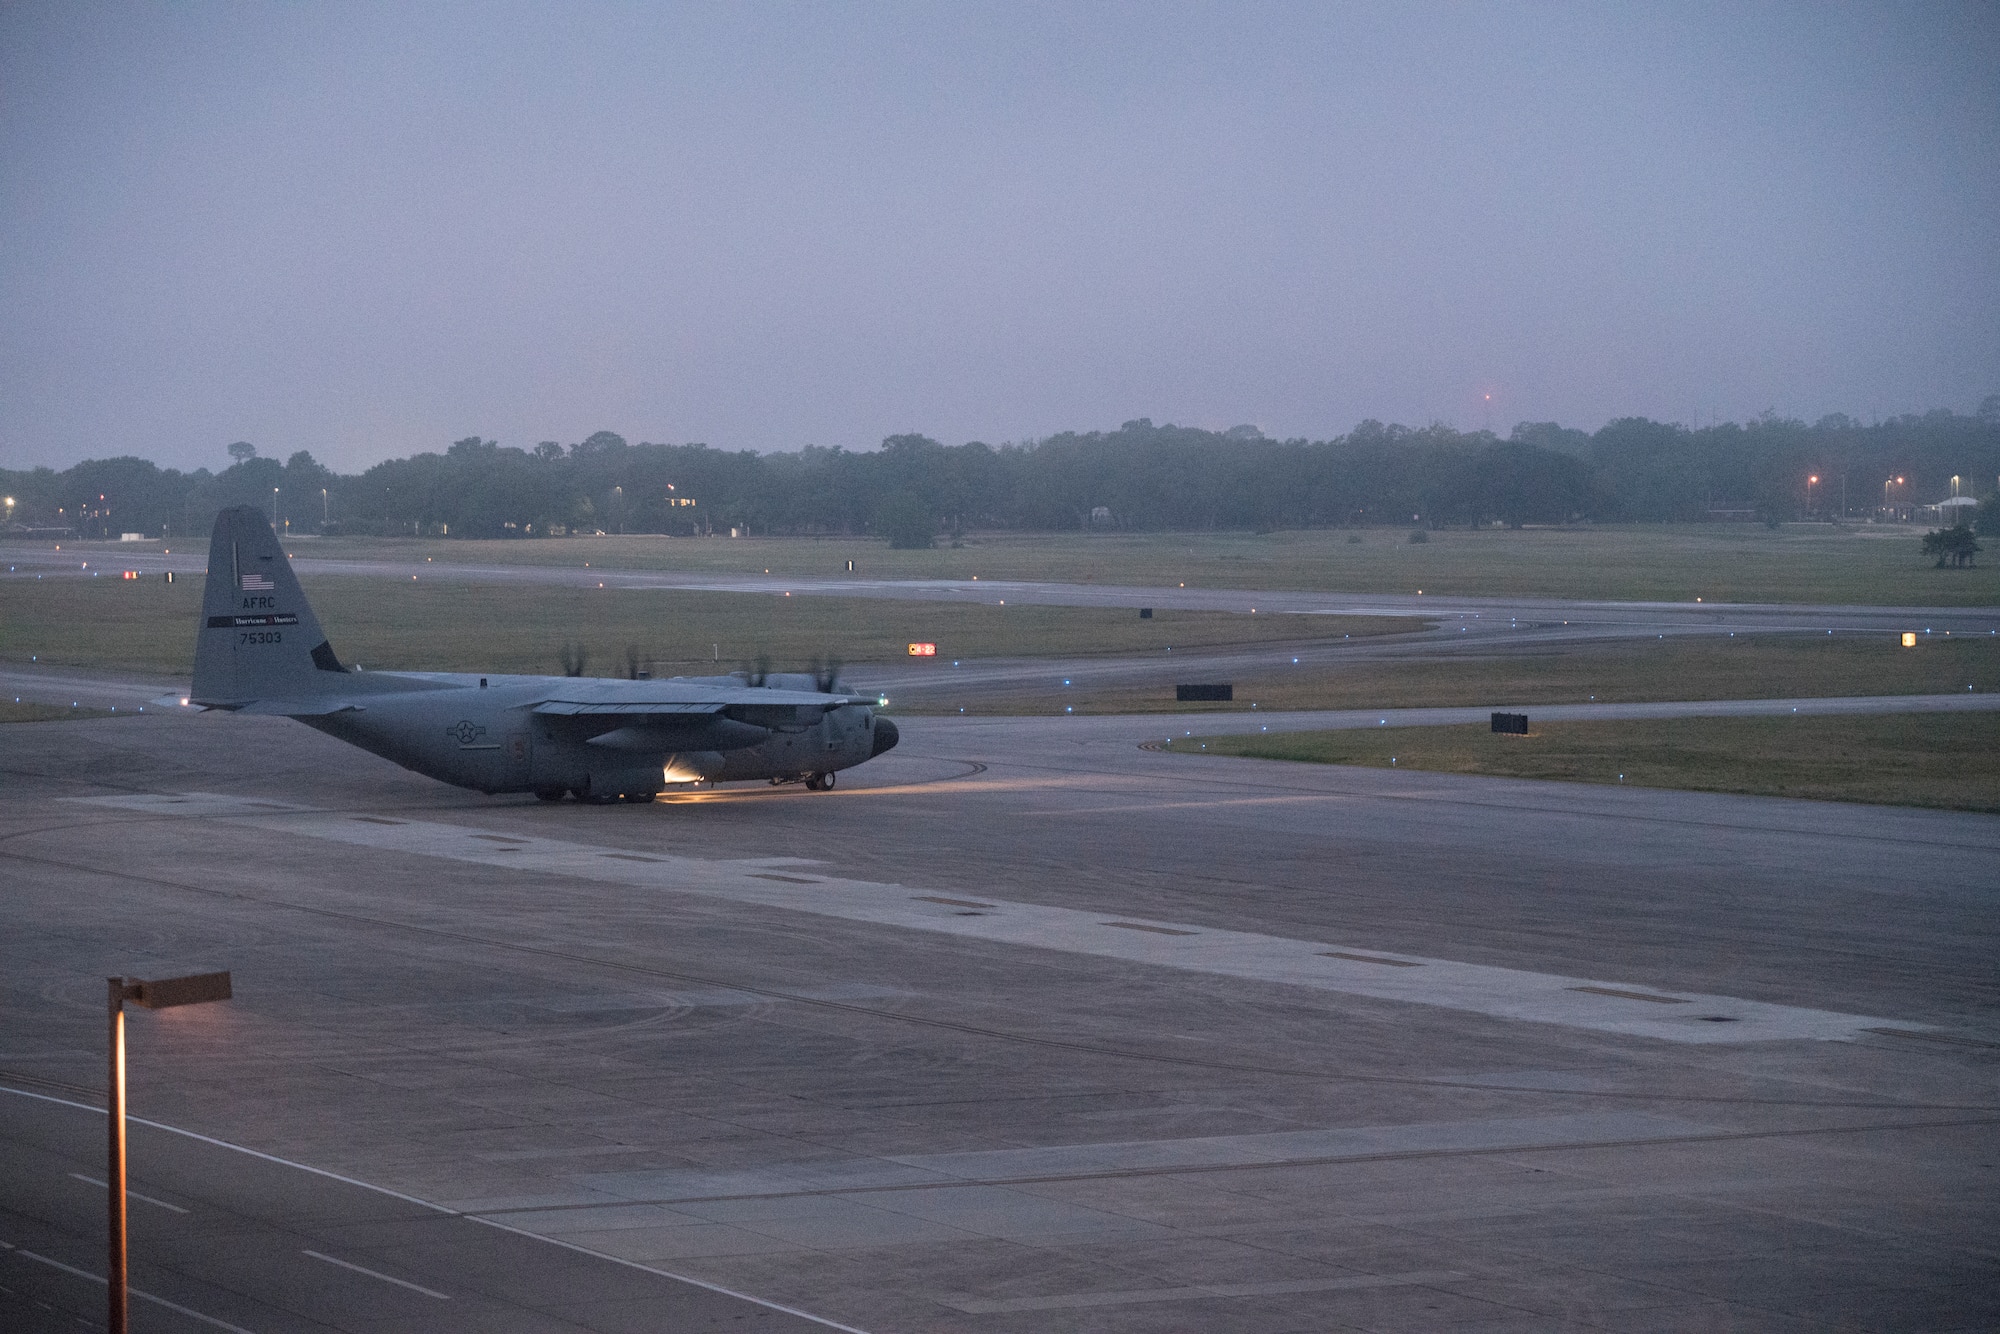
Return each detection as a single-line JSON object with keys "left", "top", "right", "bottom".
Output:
{"left": 65, "top": 790, "right": 1936, "bottom": 1045}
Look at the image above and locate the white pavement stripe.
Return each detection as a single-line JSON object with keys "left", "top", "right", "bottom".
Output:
{"left": 4, "top": 1085, "right": 876, "bottom": 1334}
{"left": 69, "top": 1171, "right": 190, "bottom": 1212}
{"left": 938, "top": 1269, "right": 1469, "bottom": 1313}
{"left": 551, "top": 1112, "right": 1711, "bottom": 1207}
{"left": 0, "top": 1237, "right": 260, "bottom": 1333}
{"left": 465, "top": 1215, "right": 879, "bottom": 1334}
{"left": 301, "top": 1249, "right": 451, "bottom": 1299}
{"left": 71, "top": 793, "right": 1931, "bottom": 1044}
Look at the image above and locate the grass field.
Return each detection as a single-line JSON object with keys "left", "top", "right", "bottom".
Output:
{"left": 41, "top": 521, "right": 1998, "bottom": 606}
{"left": 931, "top": 634, "right": 2000, "bottom": 715}
{"left": 1168, "top": 712, "right": 2000, "bottom": 813}
{"left": 0, "top": 573, "right": 1411, "bottom": 677}
{"left": 4, "top": 572, "right": 1992, "bottom": 715}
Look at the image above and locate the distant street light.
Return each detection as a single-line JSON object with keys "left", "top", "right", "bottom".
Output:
{"left": 321, "top": 487, "right": 329, "bottom": 526}
{"left": 1807, "top": 474, "right": 1818, "bottom": 517}
{"left": 272, "top": 487, "right": 280, "bottom": 526}
{"left": 106, "top": 971, "right": 232, "bottom": 1333}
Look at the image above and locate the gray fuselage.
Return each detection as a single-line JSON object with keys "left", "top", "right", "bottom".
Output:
{"left": 297, "top": 673, "right": 891, "bottom": 797}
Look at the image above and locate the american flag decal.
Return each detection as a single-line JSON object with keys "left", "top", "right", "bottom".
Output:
{"left": 239, "top": 573, "right": 274, "bottom": 591}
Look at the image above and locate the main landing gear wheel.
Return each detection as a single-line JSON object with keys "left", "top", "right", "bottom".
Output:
{"left": 806, "top": 772, "right": 835, "bottom": 792}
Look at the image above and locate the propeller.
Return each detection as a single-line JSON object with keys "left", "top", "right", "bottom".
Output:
{"left": 739, "top": 653, "right": 844, "bottom": 691}
{"left": 559, "top": 642, "right": 589, "bottom": 677}
{"left": 625, "top": 645, "right": 644, "bottom": 680}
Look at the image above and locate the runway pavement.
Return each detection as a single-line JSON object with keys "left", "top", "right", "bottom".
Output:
{"left": 2, "top": 706, "right": 1997, "bottom": 1332}
{"left": 1, "top": 1088, "right": 842, "bottom": 1333}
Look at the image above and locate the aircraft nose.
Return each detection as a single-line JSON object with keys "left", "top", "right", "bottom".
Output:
{"left": 871, "top": 716, "right": 899, "bottom": 757}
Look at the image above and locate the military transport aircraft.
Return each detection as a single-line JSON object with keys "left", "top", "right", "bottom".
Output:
{"left": 188, "top": 506, "right": 897, "bottom": 802}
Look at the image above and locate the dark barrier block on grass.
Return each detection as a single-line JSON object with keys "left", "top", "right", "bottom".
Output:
{"left": 1139, "top": 607, "right": 1153, "bottom": 619}
{"left": 1177, "top": 683, "right": 1233, "bottom": 702}
{"left": 1492, "top": 712, "right": 1529, "bottom": 734}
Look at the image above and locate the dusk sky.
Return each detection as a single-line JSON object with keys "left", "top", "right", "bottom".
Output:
{"left": 3, "top": 2, "right": 1996, "bottom": 474}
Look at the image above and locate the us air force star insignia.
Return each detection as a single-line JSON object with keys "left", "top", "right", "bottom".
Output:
{"left": 446, "top": 720, "right": 486, "bottom": 744}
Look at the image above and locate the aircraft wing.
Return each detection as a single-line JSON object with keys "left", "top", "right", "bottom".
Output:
{"left": 527, "top": 680, "right": 878, "bottom": 718}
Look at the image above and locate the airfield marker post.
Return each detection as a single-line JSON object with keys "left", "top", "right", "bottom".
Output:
{"left": 107, "top": 977, "right": 130, "bottom": 1334}
{"left": 106, "top": 970, "right": 232, "bottom": 1334}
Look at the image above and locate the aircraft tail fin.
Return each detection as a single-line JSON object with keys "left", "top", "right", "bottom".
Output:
{"left": 190, "top": 507, "right": 347, "bottom": 707}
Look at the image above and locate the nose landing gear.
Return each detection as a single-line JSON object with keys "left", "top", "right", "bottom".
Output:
{"left": 767, "top": 771, "right": 837, "bottom": 791}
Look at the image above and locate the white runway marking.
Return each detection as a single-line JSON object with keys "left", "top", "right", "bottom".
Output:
{"left": 70, "top": 1171, "right": 190, "bottom": 1212}
{"left": 544, "top": 1111, "right": 1715, "bottom": 1207}
{"left": 3, "top": 1085, "right": 876, "bottom": 1334}
{"left": 302, "top": 1248, "right": 451, "bottom": 1299}
{"left": 75, "top": 792, "right": 1927, "bottom": 1044}
{"left": 937, "top": 1269, "right": 1469, "bottom": 1313}
{"left": 0, "top": 1237, "right": 260, "bottom": 1333}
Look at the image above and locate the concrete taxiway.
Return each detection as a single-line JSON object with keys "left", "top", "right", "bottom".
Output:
{"left": 12, "top": 544, "right": 1999, "bottom": 642}
{"left": 3, "top": 707, "right": 1998, "bottom": 1332}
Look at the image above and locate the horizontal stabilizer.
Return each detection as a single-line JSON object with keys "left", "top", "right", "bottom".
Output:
{"left": 236, "top": 699, "right": 366, "bottom": 717}
{"left": 534, "top": 700, "right": 725, "bottom": 717}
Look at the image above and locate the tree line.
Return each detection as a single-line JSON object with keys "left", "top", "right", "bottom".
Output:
{"left": 5, "top": 401, "right": 1998, "bottom": 544}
